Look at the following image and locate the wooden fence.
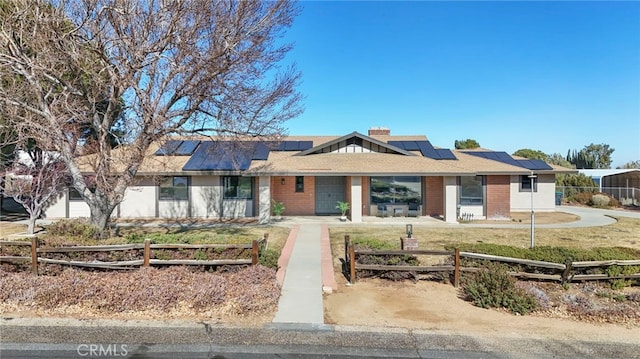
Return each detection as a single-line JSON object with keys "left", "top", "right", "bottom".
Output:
{"left": 344, "top": 235, "right": 640, "bottom": 286}
{"left": 0, "top": 234, "right": 267, "bottom": 275}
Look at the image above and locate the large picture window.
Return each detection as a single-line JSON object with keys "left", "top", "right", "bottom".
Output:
{"left": 223, "top": 176, "right": 253, "bottom": 199}
{"left": 459, "top": 176, "right": 484, "bottom": 205}
{"left": 159, "top": 176, "right": 189, "bottom": 200}
{"left": 370, "top": 176, "right": 421, "bottom": 204}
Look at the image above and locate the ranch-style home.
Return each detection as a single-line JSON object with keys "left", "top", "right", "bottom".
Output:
{"left": 43, "top": 127, "right": 575, "bottom": 223}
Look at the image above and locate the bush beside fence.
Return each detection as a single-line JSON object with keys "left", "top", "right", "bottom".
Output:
{"left": 344, "top": 236, "right": 640, "bottom": 286}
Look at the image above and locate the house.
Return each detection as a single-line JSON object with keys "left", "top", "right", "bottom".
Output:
{"left": 43, "top": 128, "right": 575, "bottom": 223}
{"left": 578, "top": 169, "right": 640, "bottom": 205}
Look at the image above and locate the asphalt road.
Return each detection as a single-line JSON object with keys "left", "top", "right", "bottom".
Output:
{"left": 1, "top": 319, "right": 638, "bottom": 359}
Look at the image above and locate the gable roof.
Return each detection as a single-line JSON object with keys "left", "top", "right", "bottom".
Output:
{"left": 295, "top": 131, "right": 415, "bottom": 156}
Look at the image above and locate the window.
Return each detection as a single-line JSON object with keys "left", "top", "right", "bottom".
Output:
{"left": 159, "top": 176, "right": 189, "bottom": 200}
{"left": 295, "top": 176, "right": 304, "bottom": 192}
{"left": 520, "top": 175, "right": 538, "bottom": 192}
{"left": 69, "top": 187, "right": 83, "bottom": 201}
{"left": 370, "top": 176, "right": 422, "bottom": 204}
{"left": 459, "top": 176, "right": 484, "bottom": 205}
{"left": 223, "top": 176, "right": 253, "bottom": 199}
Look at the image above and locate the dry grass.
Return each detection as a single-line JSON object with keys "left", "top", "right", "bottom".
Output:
{"left": 330, "top": 216, "right": 640, "bottom": 269}
{"left": 0, "top": 223, "right": 29, "bottom": 238}
{"left": 334, "top": 217, "right": 640, "bottom": 250}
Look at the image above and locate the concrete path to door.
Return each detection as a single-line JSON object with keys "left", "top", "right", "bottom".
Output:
{"left": 271, "top": 224, "right": 336, "bottom": 328}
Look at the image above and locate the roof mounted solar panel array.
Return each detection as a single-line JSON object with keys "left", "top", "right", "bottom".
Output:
{"left": 515, "top": 159, "right": 553, "bottom": 170}
{"left": 465, "top": 151, "right": 553, "bottom": 170}
{"left": 155, "top": 140, "right": 183, "bottom": 155}
{"left": 388, "top": 140, "right": 457, "bottom": 160}
{"left": 174, "top": 140, "right": 200, "bottom": 155}
{"left": 155, "top": 140, "right": 200, "bottom": 156}
{"left": 277, "top": 141, "right": 313, "bottom": 151}
{"left": 183, "top": 142, "right": 254, "bottom": 171}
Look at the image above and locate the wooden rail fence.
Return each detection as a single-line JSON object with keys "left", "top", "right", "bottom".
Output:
{"left": 344, "top": 235, "right": 640, "bottom": 286}
{"left": 0, "top": 234, "right": 268, "bottom": 275}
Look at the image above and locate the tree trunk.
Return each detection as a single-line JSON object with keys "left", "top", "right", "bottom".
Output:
{"left": 27, "top": 215, "right": 37, "bottom": 235}
{"left": 87, "top": 199, "right": 117, "bottom": 239}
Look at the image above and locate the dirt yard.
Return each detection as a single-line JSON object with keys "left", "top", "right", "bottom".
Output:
{"left": 323, "top": 277, "right": 640, "bottom": 344}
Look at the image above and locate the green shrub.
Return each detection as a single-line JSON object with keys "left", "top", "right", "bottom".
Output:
{"left": 193, "top": 249, "right": 208, "bottom": 261}
{"left": 569, "top": 192, "right": 593, "bottom": 205}
{"left": 259, "top": 248, "right": 280, "bottom": 270}
{"left": 46, "top": 219, "right": 99, "bottom": 239}
{"left": 463, "top": 262, "right": 538, "bottom": 315}
{"left": 590, "top": 194, "right": 610, "bottom": 208}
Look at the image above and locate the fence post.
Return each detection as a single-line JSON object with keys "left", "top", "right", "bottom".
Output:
{"left": 344, "top": 235, "right": 350, "bottom": 264}
{"left": 262, "top": 232, "right": 269, "bottom": 251}
{"left": 561, "top": 259, "right": 573, "bottom": 284}
{"left": 349, "top": 242, "right": 356, "bottom": 284}
{"left": 31, "top": 237, "right": 38, "bottom": 276}
{"left": 454, "top": 247, "right": 460, "bottom": 288}
{"left": 251, "top": 240, "right": 259, "bottom": 265}
{"left": 143, "top": 239, "right": 150, "bottom": 267}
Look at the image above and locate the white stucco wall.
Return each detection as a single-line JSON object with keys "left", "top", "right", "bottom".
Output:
{"left": 443, "top": 176, "right": 458, "bottom": 223}
{"left": 191, "top": 175, "right": 222, "bottom": 218}
{"left": 119, "top": 177, "right": 156, "bottom": 218}
{"left": 258, "top": 176, "right": 270, "bottom": 224}
{"left": 43, "top": 192, "right": 67, "bottom": 219}
{"left": 510, "top": 174, "right": 556, "bottom": 212}
{"left": 350, "top": 176, "right": 363, "bottom": 223}
{"left": 458, "top": 205, "right": 485, "bottom": 220}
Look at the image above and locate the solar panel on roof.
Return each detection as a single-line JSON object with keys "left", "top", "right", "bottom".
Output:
{"left": 465, "top": 151, "right": 552, "bottom": 170}
{"left": 435, "top": 149, "right": 457, "bottom": 160}
{"left": 253, "top": 142, "right": 271, "bottom": 160}
{"left": 284, "top": 141, "right": 298, "bottom": 151}
{"left": 387, "top": 141, "right": 406, "bottom": 150}
{"left": 155, "top": 140, "right": 183, "bottom": 155}
{"left": 183, "top": 141, "right": 259, "bottom": 171}
{"left": 417, "top": 141, "right": 440, "bottom": 159}
{"left": 174, "top": 140, "right": 200, "bottom": 155}
{"left": 516, "top": 159, "right": 552, "bottom": 170}
{"left": 298, "top": 141, "right": 313, "bottom": 150}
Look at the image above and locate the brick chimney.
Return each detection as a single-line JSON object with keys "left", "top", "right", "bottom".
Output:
{"left": 368, "top": 127, "right": 390, "bottom": 136}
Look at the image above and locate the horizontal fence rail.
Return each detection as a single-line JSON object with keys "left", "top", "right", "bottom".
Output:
{"left": 344, "top": 236, "right": 640, "bottom": 286}
{"left": 0, "top": 234, "right": 268, "bottom": 275}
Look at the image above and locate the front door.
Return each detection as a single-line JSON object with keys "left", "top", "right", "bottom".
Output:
{"left": 315, "top": 176, "right": 346, "bottom": 215}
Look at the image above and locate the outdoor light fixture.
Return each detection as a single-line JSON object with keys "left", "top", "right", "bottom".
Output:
{"left": 406, "top": 224, "right": 413, "bottom": 238}
{"left": 528, "top": 174, "right": 537, "bottom": 249}
{"left": 281, "top": 178, "right": 285, "bottom": 185}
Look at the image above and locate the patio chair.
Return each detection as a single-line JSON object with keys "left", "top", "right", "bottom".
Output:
{"left": 407, "top": 202, "right": 420, "bottom": 217}
{"left": 377, "top": 204, "right": 388, "bottom": 217}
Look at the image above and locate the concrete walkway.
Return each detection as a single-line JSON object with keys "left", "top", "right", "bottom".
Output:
{"left": 272, "top": 224, "right": 327, "bottom": 327}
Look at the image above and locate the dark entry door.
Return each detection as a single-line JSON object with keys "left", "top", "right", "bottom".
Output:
{"left": 315, "top": 176, "right": 346, "bottom": 215}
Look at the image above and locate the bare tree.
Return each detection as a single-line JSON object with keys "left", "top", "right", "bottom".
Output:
{"left": 0, "top": 0, "right": 303, "bottom": 236}
{"left": 2, "top": 145, "right": 68, "bottom": 234}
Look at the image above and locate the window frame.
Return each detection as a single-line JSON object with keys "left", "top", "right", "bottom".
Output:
{"left": 370, "top": 176, "right": 422, "bottom": 205}
{"left": 458, "top": 175, "right": 485, "bottom": 205}
{"left": 159, "top": 176, "right": 190, "bottom": 201}
{"left": 519, "top": 175, "right": 538, "bottom": 192}
{"left": 295, "top": 176, "right": 304, "bottom": 193}
{"left": 223, "top": 176, "right": 254, "bottom": 199}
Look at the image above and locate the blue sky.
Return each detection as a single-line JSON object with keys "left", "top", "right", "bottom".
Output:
{"left": 281, "top": 1, "right": 640, "bottom": 168}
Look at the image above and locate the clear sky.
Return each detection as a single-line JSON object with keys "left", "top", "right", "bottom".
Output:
{"left": 281, "top": 1, "right": 640, "bottom": 168}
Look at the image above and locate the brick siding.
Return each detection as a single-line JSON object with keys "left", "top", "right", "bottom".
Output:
{"left": 425, "top": 176, "right": 444, "bottom": 217}
{"left": 271, "top": 176, "right": 316, "bottom": 215}
{"left": 486, "top": 175, "right": 511, "bottom": 218}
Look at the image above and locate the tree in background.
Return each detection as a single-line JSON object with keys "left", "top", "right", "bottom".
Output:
{"left": 454, "top": 139, "right": 481, "bottom": 149}
{"left": 566, "top": 143, "right": 614, "bottom": 169}
{"left": 546, "top": 153, "right": 573, "bottom": 168}
{"left": 0, "top": 0, "right": 303, "bottom": 236}
{"left": 618, "top": 160, "right": 640, "bottom": 169}
{"left": 2, "top": 143, "right": 68, "bottom": 234}
{"left": 512, "top": 149, "right": 548, "bottom": 161}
